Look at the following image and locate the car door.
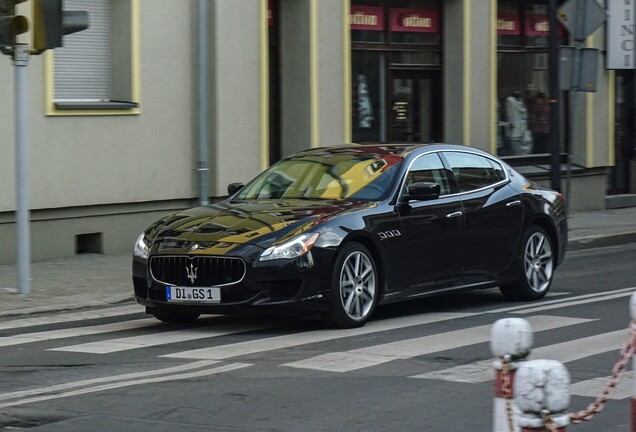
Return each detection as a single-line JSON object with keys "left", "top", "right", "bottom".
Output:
{"left": 442, "top": 151, "right": 523, "bottom": 276}
{"left": 383, "top": 152, "right": 464, "bottom": 295}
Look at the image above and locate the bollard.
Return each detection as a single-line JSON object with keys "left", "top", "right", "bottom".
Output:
{"left": 515, "top": 359, "right": 570, "bottom": 431}
{"left": 630, "top": 292, "right": 636, "bottom": 432}
{"left": 490, "top": 318, "right": 534, "bottom": 432}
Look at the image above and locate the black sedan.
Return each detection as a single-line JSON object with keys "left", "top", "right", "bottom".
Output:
{"left": 133, "top": 144, "right": 567, "bottom": 328}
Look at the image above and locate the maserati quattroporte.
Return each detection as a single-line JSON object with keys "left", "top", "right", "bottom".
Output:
{"left": 133, "top": 144, "right": 567, "bottom": 328}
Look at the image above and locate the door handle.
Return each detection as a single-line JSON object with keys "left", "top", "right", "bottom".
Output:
{"left": 506, "top": 200, "right": 521, "bottom": 207}
{"left": 446, "top": 211, "right": 463, "bottom": 218}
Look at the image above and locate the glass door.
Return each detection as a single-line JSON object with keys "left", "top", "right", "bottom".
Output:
{"left": 390, "top": 70, "right": 441, "bottom": 143}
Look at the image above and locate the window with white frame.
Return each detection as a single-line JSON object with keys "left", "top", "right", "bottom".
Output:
{"left": 52, "top": 0, "right": 138, "bottom": 111}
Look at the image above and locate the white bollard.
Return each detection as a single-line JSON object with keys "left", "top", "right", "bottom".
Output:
{"left": 630, "top": 292, "right": 636, "bottom": 432}
{"left": 515, "top": 359, "right": 570, "bottom": 431}
{"left": 490, "top": 318, "right": 534, "bottom": 432}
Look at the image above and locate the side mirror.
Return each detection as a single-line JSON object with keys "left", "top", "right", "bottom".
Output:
{"left": 227, "top": 182, "right": 244, "bottom": 196}
{"left": 401, "top": 182, "right": 440, "bottom": 203}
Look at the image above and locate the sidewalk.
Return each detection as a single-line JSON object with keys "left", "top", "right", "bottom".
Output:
{"left": 1, "top": 206, "right": 635, "bottom": 319}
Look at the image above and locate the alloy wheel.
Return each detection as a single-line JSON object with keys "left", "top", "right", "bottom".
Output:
{"left": 339, "top": 251, "right": 376, "bottom": 320}
{"left": 523, "top": 231, "right": 553, "bottom": 294}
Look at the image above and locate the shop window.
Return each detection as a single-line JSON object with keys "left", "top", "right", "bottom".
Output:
{"left": 496, "top": 0, "right": 567, "bottom": 156}
{"left": 350, "top": 0, "right": 442, "bottom": 144}
{"left": 47, "top": 0, "right": 139, "bottom": 114}
{"left": 352, "top": 51, "right": 383, "bottom": 143}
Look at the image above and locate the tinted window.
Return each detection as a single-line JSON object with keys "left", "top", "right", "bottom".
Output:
{"left": 403, "top": 153, "right": 451, "bottom": 195}
{"left": 444, "top": 152, "right": 506, "bottom": 192}
{"left": 236, "top": 152, "right": 402, "bottom": 201}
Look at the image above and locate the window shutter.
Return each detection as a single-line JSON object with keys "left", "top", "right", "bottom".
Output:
{"left": 54, "top": 0, "right": 110, "bottom": 100}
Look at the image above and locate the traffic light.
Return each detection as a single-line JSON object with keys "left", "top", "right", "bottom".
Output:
{"left": 0, "top": 0, "right": 28, "bottom": 47}
{"left": 32, "top": 0, "right": 88, "bottom": 51}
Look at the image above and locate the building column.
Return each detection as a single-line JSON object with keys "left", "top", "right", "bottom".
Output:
{"left": 443, "top": 0, "right": 496, "bottom": 152}
{"left": 210, "top": 0, "right": 268, "bottom": 195}
{"left": 280, "top": 0, "right": 346, "bottom": 157}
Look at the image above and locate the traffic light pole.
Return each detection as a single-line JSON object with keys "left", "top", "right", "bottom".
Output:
{"left": 13, "top": 43, "right": 30, "bottom": 296}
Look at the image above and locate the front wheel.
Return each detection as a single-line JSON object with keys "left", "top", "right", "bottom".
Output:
{"left": 322, "top": 242, "right": 379, "bottom": 329}
{"left": 500, "top": 226, "right": 554, "bottom": 301}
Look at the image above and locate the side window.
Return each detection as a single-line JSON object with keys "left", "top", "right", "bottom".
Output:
{"left": 403, "top": 153, "right": 451, "bottom": 196}
{"left": 444, "top": 152, "right": 507, "bottom": 192}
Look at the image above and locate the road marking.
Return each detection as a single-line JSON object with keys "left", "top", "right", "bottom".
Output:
{"left": 50, "top": 321, "right": 278, "bottom": 354}
{"left": 410, "top": 329, "right": 628, "bottom": 383}
{"left": 570, "top": 371, "right": 634, "bottom": 400}
{"left": 0, "top": 360, "right": 219, "bottom": 402}
{"left": 162, "top": 312, "right": 478, "bottom": 361}
{"left": 488, "top": 287, "right": 636, "bottom": 314}
{"left": 282, "top": 315, "right": 593, "bottom": 372}
{"left": 0, "top": 305, "right": 143, "bottom": 331}
{"left": 0, "top": 362, "right": 251, "bottom": 408}
{"left": 0, "top": 319, "right": 161, "bottom": 347}
{"left": 511, "top": 291, "right": 636, "bottom": 314}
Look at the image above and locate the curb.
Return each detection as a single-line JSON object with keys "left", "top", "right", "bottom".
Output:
{"left": 0, "top": 294, "right": 135, "bottom": 319}
{"left": 567, "top": 232, "right": 636, "bottom": 252}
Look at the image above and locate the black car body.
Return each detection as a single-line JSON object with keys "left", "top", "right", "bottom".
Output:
{"left": 133, "top": 144, "right": 567, "bottom": 328}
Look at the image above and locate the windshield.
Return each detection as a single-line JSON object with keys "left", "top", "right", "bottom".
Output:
{"left": 236, "top": 153, "right": 402, "bottom": 201}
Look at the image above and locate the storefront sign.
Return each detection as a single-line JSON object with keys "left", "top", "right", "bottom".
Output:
{"left": 525, "top": 14, "right": 566, "bottom": 37}
{"left": 607, "top": 0, "right": 635, "bottom": 69}
{"left": 392, "top": 101, "right": 409, "bottom": 122}
{"left": 497, "top": 13, "right": 520, "bottom": 35}
{"left": 390, "top": 8, "right": 438, "bottom": 33}
{"left": 350, "top": 5, "right": 385, "bottom": 31}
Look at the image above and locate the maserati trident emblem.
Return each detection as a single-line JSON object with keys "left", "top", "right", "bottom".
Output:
{"left": 186, "top": 262, "right": 198, "bottom": 284}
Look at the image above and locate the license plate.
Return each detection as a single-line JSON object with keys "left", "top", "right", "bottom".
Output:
{"left": 166, "top": 286, "right": 221, "bottom": 303}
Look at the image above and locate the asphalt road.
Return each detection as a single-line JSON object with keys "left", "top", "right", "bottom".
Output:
{"left": 1, "top": 243, "right": 635, "bottom": 431}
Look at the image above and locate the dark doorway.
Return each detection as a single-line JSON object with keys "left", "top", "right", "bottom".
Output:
{"left": 389, "top": 69, "right": 441, "bottom": 143}
{"left": 610, "top": 71, "right": 635, "bottom": 194}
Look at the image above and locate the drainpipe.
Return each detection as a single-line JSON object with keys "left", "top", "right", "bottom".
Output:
{"left": 197, "top": 0, "right": 210, "bottom": 206}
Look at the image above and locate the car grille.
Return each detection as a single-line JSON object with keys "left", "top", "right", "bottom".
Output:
{"left": 149, "top": 256, "right": 246, "bottom": 287}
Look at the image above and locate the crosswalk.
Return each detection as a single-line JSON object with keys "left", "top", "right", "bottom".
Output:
{"left": 0, "top": 288, "right": 634, "bottom": 408}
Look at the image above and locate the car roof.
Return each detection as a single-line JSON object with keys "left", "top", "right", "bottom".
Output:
{"left": 294, "top": 143, "right": 490, "bottom": 159}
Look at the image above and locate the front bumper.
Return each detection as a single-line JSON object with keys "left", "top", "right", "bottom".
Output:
{"left": 132, "top": 244, "right": 335, "bottom": 314}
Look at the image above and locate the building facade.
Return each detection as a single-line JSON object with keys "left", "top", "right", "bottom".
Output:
{"left": 0, "top": 0, "right": 632, "bottom": 265}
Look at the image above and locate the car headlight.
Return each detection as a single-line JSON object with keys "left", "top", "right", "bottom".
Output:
{"left": 259, "top": 233, "right": 320, "bottom": 261}
{"left": 134, "top": 233, "right": 149, "bottom": 259}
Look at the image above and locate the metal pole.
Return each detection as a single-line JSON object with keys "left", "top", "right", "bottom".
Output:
{"left": 548, "top": 0, "right": 561, "bottom": 192}
{"left": 197, "top": 0, "right": 210, "bottom": 206}
{"left": 564, "top": 0, "right": 589, "bottom": 214}
{"left": 566, "top": 90, "right": 576, "bottom": 214}
{"left": 14, "top": 44, "right": 31, "bottom": 296}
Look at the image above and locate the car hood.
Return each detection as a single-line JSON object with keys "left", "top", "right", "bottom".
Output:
{"left": 147, "top": 199, "right": 370, "bottom": 255}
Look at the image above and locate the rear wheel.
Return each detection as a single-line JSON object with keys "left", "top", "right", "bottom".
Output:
{"left": 323, "top": 242, "right": 379, "bottom": 329}
{"left": 148, "top": 308, "right": 201, "bottom": 324}
{"left": 500, "top": 226, "right": 554, "bottom": 301}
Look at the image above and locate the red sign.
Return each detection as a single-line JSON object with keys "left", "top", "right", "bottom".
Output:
{"left": 350, "top": 5, "right": 384, "bottom": 31}
{"left": 268, "top": 0, "right": 273, "bottom": 26}
{"left": 525, "top": 14, "right": 566, "bottom": 36}
{"left": 390, "top": 8, "right": 438, "bottom": 33}
{"left": 497, "top": 12, "right": 520, "bottom": 35}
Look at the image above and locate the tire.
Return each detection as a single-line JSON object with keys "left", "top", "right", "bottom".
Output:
{"left": 322, "top": 242, "right": 379, "bottom": 329}
{"left": 499, "top": 225, "right": 555, "bottom": 301}
{"left": 148, "top": 308, "right": 201, "bottom": 324}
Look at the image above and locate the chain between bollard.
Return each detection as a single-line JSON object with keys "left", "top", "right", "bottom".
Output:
{"left": 502, "top": 355, "right": 516, "bottom": 432}
{"left": 541, "top": 410, "right": 559, "bottom": 432}
{"left": 568, "top": 320, "right": 636, "bottom": 424}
